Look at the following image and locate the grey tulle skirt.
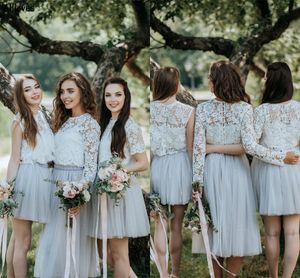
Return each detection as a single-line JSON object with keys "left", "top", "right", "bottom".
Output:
{"left": 203, "top": 153, "right": 261, "bottom": 257}
{"left": 89, "top": 176, "right": 150, "bottom": 239}
{"left": 34, "top": 166, "right": 99, "bottom": 278}
{"left": 251, "top": 157, "right": 300, "bottom": 215}
{"left": 13, "top": 162, "right": 52, "bottom": 223}
{"left": 151, "top": 151, "right": 192, "bottom": 205}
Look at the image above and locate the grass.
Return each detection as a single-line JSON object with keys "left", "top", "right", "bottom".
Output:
{"left": 150, "top": 216, "right": 300, "bottom": 278}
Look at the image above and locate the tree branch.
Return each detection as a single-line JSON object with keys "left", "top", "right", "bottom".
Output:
{"left": 0, "top": 7, "right": 104, "bottom": 63}
{"left": 255, "top": 0, "right": 271, "bottom": 21}
{"left": 150, "top": 12, "right": 235, "bottom": 57}
{"left": 249, "top": 7, "right": 300, "bottom": 53}
{"left": 126, "top": 55, "right": 150, "bottom": 86}
{"left": 131, "top": 0, "right": 149, "bottom": 46}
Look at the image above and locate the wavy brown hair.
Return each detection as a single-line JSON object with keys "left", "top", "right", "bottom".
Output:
{"left": 53, "top": 72, "right": 97, "bottom": 132}
{"left": 14, "top": 74, "right": 40, "bottom": 148}
{"left": 209, "top": 60, "right": 251, "bottom": 104}
{"left": 153, "top": 67, "right": 180, "bottom": 100}
{"left": 99, "top": 77, "right": 131, "bottom": 158}
{"left": 261, "top": 62, "right": 293, "bottom": 104}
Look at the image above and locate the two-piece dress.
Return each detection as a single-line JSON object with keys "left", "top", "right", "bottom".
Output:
{"left": 13, "top": 110, "right": 54, "bottom": 223}
{"left": 193, "top": 99, "right": 286, "bottom": 257}
{"left": 150, "top": 100, "right": 194, "bottom": 205}
{"left": 89, "top": 117, "right": 149, "bottom": 239}
{"left": 252, "top": 100, "right": 300, "bottom": 215}
{"left": 34, "top": 113, "right": 100, "bottom": 278}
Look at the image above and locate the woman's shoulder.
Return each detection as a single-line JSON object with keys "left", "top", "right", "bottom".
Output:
{"left": 80, "top": 113, "right": 100, "bottom": 132}
{"left": 125, "top": 117, "right": 140, "bottom": 131}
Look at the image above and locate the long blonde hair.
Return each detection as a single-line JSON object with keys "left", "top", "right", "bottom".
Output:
{"left": 14, "top": 74, "right": 40, "bottom": 147}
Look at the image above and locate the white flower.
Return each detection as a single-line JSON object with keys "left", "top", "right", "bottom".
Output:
{"left": 83, "top": 190, "right": 90, "bottom": 202}
{"left": 110, "top": 181, "right": 124, "bottom": 193}
{"left": 98, "top": 167, "right": 111, "bottom": 180}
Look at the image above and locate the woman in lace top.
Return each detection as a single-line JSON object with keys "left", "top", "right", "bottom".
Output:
{"left": 150, "top": 67, "right": 194, "bottom": 278}
{"left": 192, "top": 61, "right": 298, "bottom": 277}
{"left": 251, "top": 62, "right": 300, "bottom": 278}
{"left": 5, "top": 75, "right": 54, "bottom": 278}
{"left": 89, "top": 77, "right": 149, "bottom": 278}
{"left": 34, "top": 72, "right": 100, "bottom": 278}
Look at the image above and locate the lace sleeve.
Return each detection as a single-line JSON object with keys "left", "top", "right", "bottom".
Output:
{"left": 80, "top": 118, "right": 101, "bottom": 182}
{"left": 253, "top": 105, "right": 265, "bottom": 141}
{"left": 126, "top": 119, "right": 145, "bottom": 155}
{"left": 192, "top": 105, "right": 206, "bottom": 185}
{"left": 241, "top": 106, "right": 284, "bottom": 166}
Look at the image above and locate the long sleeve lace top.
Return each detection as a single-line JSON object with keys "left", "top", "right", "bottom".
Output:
{"left": 54, "top": 113, "right": 100, "bottom": 182}
{"left": 253, "top": 100, "right": 300, "bottom": 155}
{"left": 193, "top": 99, "right": 285, "bottom": 185}
{"left": 150, "top": 100, "right": 194, "bottom": 156}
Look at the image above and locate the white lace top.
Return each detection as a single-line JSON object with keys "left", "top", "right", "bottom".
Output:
{"left": 99, "top": 117, "right": 145, "bottom": 166}
{"left": 13, "top": 111, "right": 54, "bottom": 164}
{"left": 150, "top": 101, "right": 194, "bottom": 156}
{"left": 54, "top": 113, "right": 100, "bottom": 182}
{"left": 193, "top": 99, "right": 285, "bottom": 185}
{"left": 254, "top": 100, "right": 300, "bottom": 154}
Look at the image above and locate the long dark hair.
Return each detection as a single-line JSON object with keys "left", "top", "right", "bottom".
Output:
{"left": 209, "top": 60, "right": 251, "bottom": 104}
{"left": 261, "top": 62, "right": 293, "bottom": 104}
{"left": 53, "top": 72, "right": 97, "bottom": 132}
{"left": 152, "top": 67, "right": 180, "bottom": 100}
{"left": 100, "top": 77, "right": 131, "bottom": 158}
{"left": 14, "top": 74, "right": 40, "bottom": 147}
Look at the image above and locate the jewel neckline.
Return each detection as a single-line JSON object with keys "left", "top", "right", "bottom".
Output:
{"left": 69, "top": 113, "right": 88, "bottom": 119}
{"left": 157, "top": 100, "right": 177, "bottom": 106}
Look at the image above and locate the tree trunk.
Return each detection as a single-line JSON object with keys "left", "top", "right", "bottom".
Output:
{"left": 92, "top": 48, "right": 127, "bottom": 105}
{"left": 0, "top": 63, "right": 16, "bottom": 114}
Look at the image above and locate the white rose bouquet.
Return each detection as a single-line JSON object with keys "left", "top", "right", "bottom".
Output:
{"left": 94, "top": 155, "right": 131, "bottom": 205}
{"left": 0, "top": 178, "right": 17, "bottom": 218}
{"left": 55, "top": 179, "right": 91, "bottom": 211}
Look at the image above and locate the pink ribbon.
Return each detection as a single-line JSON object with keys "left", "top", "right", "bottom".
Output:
{"left": 0, "top": 217, "right": 7, "bottom": 278}
{"left": 64, "top": 214, "right": 78, "bottom": 278}
{"left": 197, "top": 196, "right": 215, "bottom": 277}
{"left": 101, "top": 193, "right": 108, "bottom": 278}
{"left": 150, "top": 235, "right": 163, "bottom": 276}
{"left": 197, "top": 196, "right": 236, "bottom": 277}
{"left": 94, "top": 195, "right": 101, "bottom": 274}
{"left": 149, "top": 214, "right": 169, "bottom": 275}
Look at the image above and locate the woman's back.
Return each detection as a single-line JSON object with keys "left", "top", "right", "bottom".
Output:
{"left": 254, "top": 100, "right": 300, "bottom": 151}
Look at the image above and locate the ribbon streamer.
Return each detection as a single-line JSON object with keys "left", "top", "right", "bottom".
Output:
{"left": 150, "top": 235, "right": 163, "bottom": 276}
{"left": 149, "top": 213, "right": 169, "bottom": 276}
{"left": 0, "top": 217, "right": 8, "bottom": 278}
{"left": 64, "top": 214, "right": 78, "bottom": 278}
{"left": 101, "top": 193, "right": 108, "bottom": 278}
{"left": 197, "top": 196, "right": 236, "bottom": 277}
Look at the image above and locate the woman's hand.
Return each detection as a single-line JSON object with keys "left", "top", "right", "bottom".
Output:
{"left": 68, "top": 206, "right": 81, "bottom": 217}
{"left": 283, "top": 151, "right": 299, "bottom": 165}
{"left": 192, "top": 186, "right": 203, "bottom": 202}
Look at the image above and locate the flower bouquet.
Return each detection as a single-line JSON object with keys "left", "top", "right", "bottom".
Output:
{"left": 0, "top": 179, "right": 17, "bottom": 218}
{"left": 184, "top": 183, "right": 217, "bottom": 233}
{"left": 55, "top": 179, "right": 91, "bottom": 211}
{"left": 94, "top": 155, "right": 131, "bottom": 205}
{"left": 149, "top": 192, "right": 173, "bottom": 221}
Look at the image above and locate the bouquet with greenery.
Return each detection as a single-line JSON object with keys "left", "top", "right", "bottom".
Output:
{"left": 55, "top": 179, "right": 91, "bottom": 211}
{"left": 149, "top": 192, "right": 173, "bottom": 220}
{"left": 184, "top": 183, "right": 217, "bottom": 233}
{"left": 0, "top": 178, "right": 17, "bottom": 218}
{"left": 94, "top": 155, "right": 132, "bottom": 205}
